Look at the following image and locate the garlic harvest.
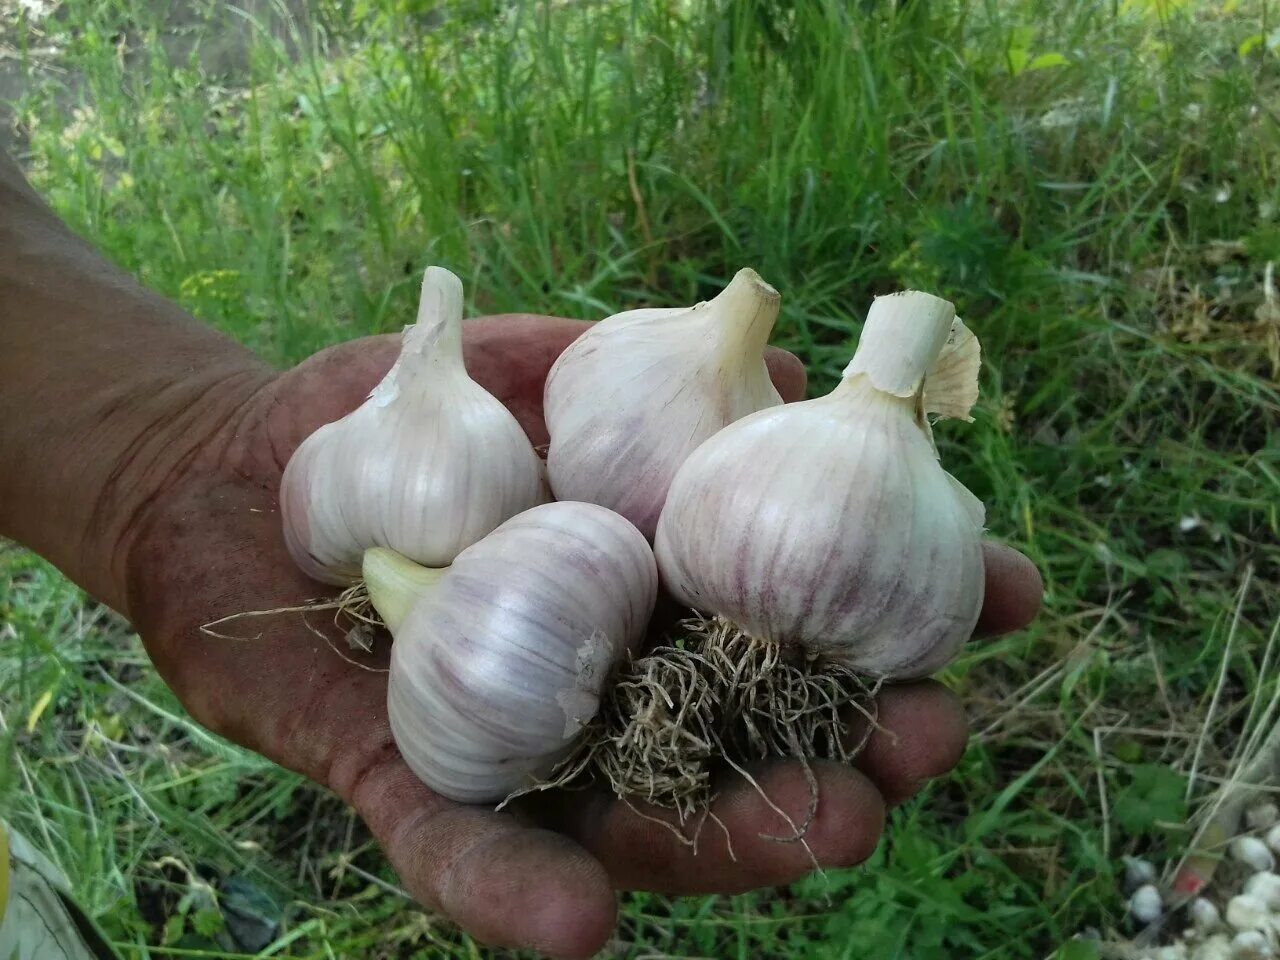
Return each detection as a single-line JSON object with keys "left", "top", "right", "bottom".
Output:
{"left": 543, "top": 268, "right": 782, "bottom": 539}
{"left": 281, "top": 267, "right": 548, "bottom": 584}
{"left": 373, "top": 502, "right": 658, "bottom": 803}
{"left": 655, "top": 291, "right": 984, "bottom": 679}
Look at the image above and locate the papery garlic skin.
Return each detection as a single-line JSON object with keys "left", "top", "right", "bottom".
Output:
{"left": 654, "top": 291, "right": 985, "bottom": 680}
{"left": 543, "top": 268, "right": 783, "bottom": 539}
{"left": 281, "top": 267, "right": 548, "bottom": 584}
{"left": 379, "top": 502, "right": 658, "bottom": 804}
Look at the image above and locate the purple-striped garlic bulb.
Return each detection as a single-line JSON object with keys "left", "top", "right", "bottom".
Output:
{"left": 368, "top": 501, "right": 657, "bottom": 803}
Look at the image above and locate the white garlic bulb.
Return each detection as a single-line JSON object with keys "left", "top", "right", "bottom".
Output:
{"left": 374, "top": 502, "right": 658, "bottom": 804}
{"left": 544, "top": 268, "right": 782, "bottom": 539}
{"left": 281, "top": 266, "right": 548, "bottom": 584}
{"left": 1233, "top": 837, "right": 1277, "bottom": 874}
{"left": 655, "top": 290, "right": 985, "bottom": 678}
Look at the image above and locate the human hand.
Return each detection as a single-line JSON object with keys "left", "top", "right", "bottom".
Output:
{"left": 119, "top": 315, "right": 1043, "bottom": 958}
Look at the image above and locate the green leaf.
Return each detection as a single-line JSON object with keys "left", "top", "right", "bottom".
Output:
{"left": 1239, "top": 33, "right": 1264, "bottom": 57}
{"left": 1057, "top": 941, "right": 1101, "bottom": 960}
{"left": 1113, "top": 764, "right": 1188, "bottom": 834}
{"left": 1026, "top": 52, "right": 1069, "bottom": 71}
{"left": 162, "top": 914, "right": 186, "bottom": 946}
{"left": 192, "top": 908, "right": 225, "bottom": 938}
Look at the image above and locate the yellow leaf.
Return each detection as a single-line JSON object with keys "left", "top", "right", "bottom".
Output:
{"left": 1223, "top": 0, "right": 1241, "bottom": 11}
{"left": 25, "top": 689, "right": 54, "bottom": 735}
{"left": 1239, "top": 32, "right": 1264, "bottom": 57}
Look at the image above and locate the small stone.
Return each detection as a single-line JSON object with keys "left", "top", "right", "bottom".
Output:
{"left": 1232, "top": 837, "right": 1276, "bottom": 873}
{"left": 1265, "top": 824, "right": 1280, "bottom": 856}
{"left": 1230, "top": 929, "right": 1273, "bottom": 959}
{"left": 1131, "top": 883, "right": 1164, "bottom": 924}
{"left": 1125, "top": 856, "right": 1159, "bottom": 891}
{"left": 1226, "top": 893, "right": 1272, "bottom": 932}
{"left": 1192, "top": 897, "right": 1224, "bottom": 932}
{"left": 1245, "top": 872, "right": 1280, "bottom": 910}
{"left": 1247, "top": 804, "right": 1280, "bottom": 831}
{"left": 1154, "top": 945, "right": 1189, "bottom": 960}
{"left": 1197, "top": 933, "right": 1235, "bottom": 960}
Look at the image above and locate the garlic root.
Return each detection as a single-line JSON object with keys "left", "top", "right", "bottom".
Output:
{"left": 527, "top": 615, "right": 878, "bottom": 829}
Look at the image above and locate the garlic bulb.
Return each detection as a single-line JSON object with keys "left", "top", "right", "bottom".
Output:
{"left": 543, "top": 268, "right": 782, "bottom": 539}
{"left": 373, "top": 502, "right": 658, "bottom": 803}
{"left": 655, "top": 291, "right": 985, "bottom": 679}
{"left": 281, "top": 267, "right": 548, "bottom": 584}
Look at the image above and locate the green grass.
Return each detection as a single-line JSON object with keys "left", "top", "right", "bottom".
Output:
{"left": 3, "top": 0, "right": 1280, "bottom": 956}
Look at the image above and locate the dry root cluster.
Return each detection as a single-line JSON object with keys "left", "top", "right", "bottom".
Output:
{"left": 534, "top": 616, "right": 881, "bottom": 836}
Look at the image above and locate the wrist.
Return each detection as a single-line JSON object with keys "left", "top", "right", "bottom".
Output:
{"left": 83, "top": 360, "right": 274, "bottom": 617}
{"left": 0, "top": 155, "right": 274, "bottom": 613}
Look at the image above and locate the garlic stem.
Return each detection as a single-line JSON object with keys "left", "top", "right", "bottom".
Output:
{"left": 372, "top": 267, "right": 466, "bottom": 406}
{"left": 709, "top": 268, "right": 780, "bottom": 372}
{"left": 842, "top": 290, "right": 956, "bottom": 398}
{"left": 363, "top": 547, "right": 446, "bottom": 635}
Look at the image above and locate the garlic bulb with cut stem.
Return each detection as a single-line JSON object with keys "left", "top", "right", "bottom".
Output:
{"left": 655, "top": 290, "right": 985, "bottom": 679}
{"left": 543, "top": 267, "right": 783, "bottom": 539}
{"left": 371, "top": 502, "right": 658, "bottom": 804}
{"left": 281, "top": 266, "right": 548, "bottom": 584}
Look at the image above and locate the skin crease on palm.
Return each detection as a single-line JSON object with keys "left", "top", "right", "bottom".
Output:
{"left": 113, "top": 314, "right": 1044, "bottom": 959}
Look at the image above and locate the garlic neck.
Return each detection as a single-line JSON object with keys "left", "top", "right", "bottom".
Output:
{"left": 706, "top": 267, "right": 780, "bottom": 374}
{"left": 363, "top": 548, "right": 447, "bottom": 635}
{"left": 841, "top": 291, "right": 955, "bottom": 399}
{"left": 371, "top": 267, "right": 467, "bottom": 406}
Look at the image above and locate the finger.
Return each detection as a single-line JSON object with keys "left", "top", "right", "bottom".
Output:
{"left": 849, "top": 680, "right": 968, "bottom": 807}
{"left": 339, "top": 751, "right": 617, "bottom": 960}
{"left": 977, "top": 542, "right": 1044, "bottom": 637}
{"left": 538, "top": 760, "right": 884, "bottom": 894}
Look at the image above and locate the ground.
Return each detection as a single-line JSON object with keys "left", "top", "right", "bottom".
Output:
{"left": 1, "top": 0, "right": 1278, "bottom": 957}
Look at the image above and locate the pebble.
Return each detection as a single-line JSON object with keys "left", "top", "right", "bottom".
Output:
{"left": 1131, "top": 883, "right": 1164, "bottom": 924}
{"left": 1192, "top": 897, "right": 1224, "bottom": 932}
{"left": 1248, "top": 804, "right": 1280, "bottom": 831}
{"left": 1226, "top": 893, "right": 1272, "bottom": 932}
{"left": 1230, "top": 930, "right": 1274, "bottom": 959}
{"left": 1245, "top": 873, "right": 1280, "bottom": 911}
{"left": 1266, "top": 824, "right": 1280, "bottom": 857}
{"left": 1126, "top": 856, "right": 1159, "bottom": 891}
{"left": 1195, "top": 933, "right": 1233, "bottom": 960}
{"left": 1232, "top": 837, "right": 1277, "bottom": 873}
